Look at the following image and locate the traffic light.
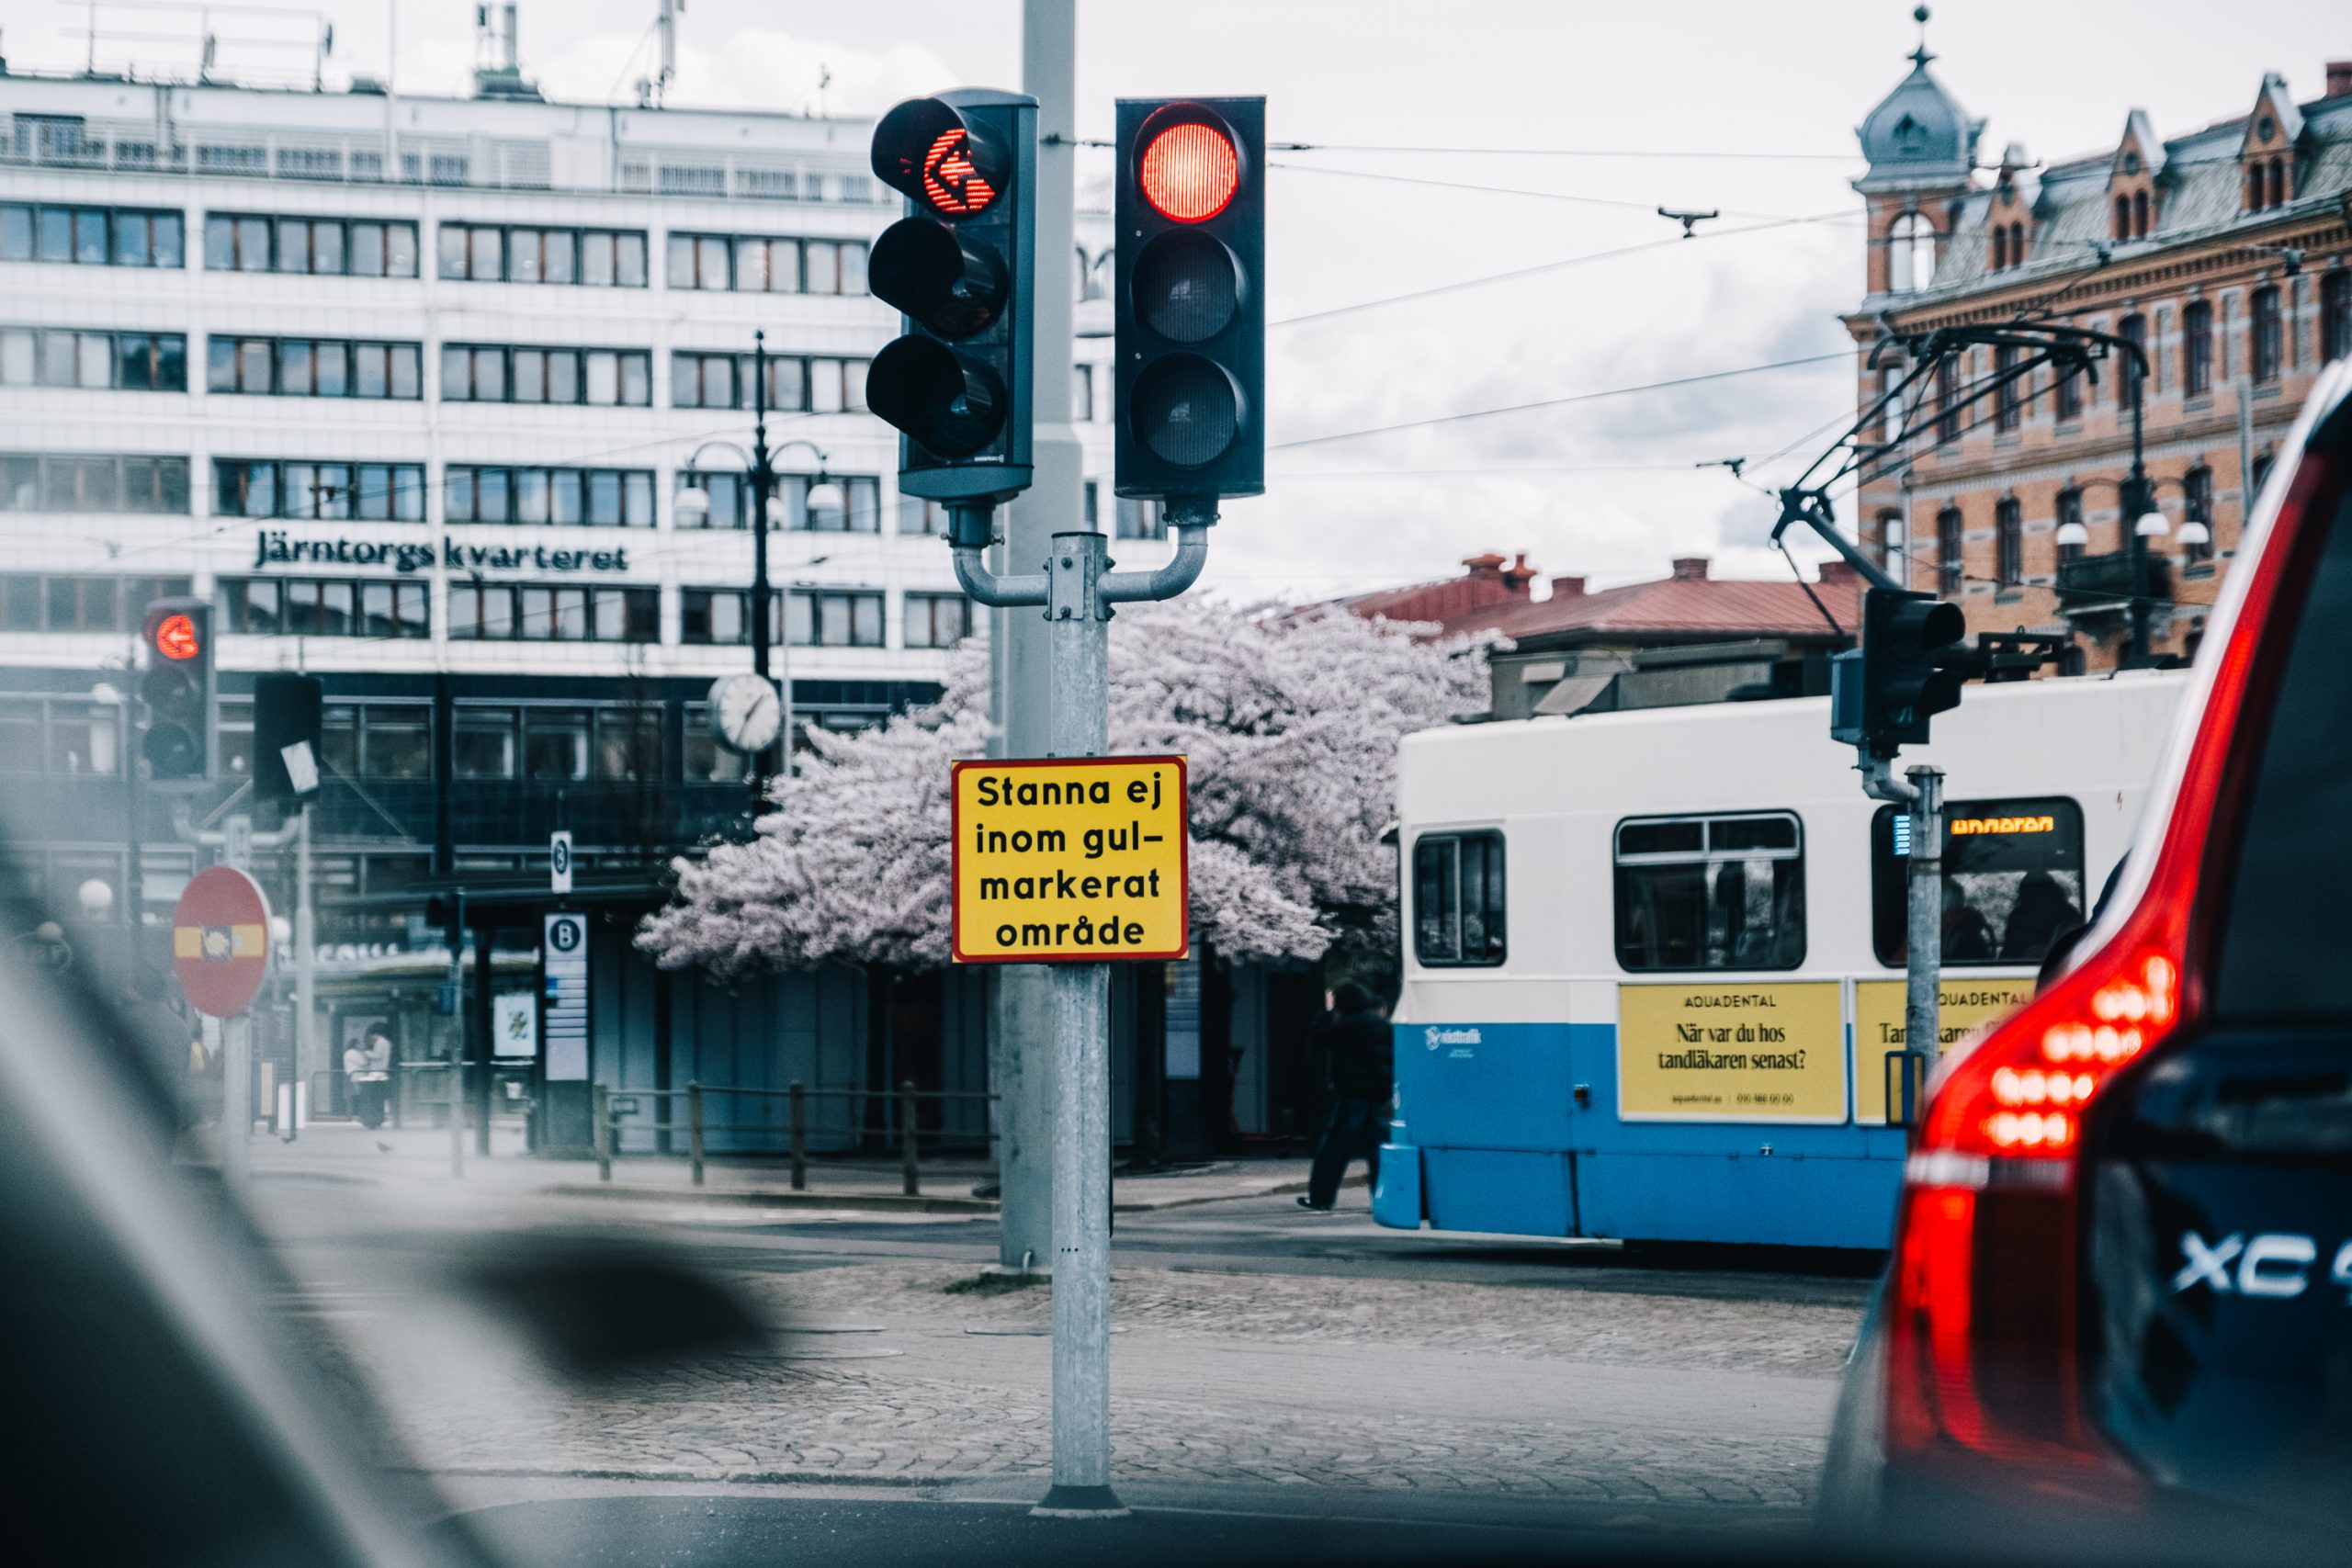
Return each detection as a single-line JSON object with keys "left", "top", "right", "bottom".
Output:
{"left": 253, "top": 671, "right": 323, "bottom": 807}
{"left": 1858, "top": 588, "right": 1966, "bottom": 755}
{"left": 140, "top": 597, "right": 213, "bottom": 782}
{"left": 1114, "top": 96, "right": 1265, "bottom": 508}
{"left": 865, "top": 91, "right": 1037, "bottom": 508}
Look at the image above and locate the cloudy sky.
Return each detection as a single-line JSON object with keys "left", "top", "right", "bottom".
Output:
{"left": 11, "top": 1, "right": 2346, "bottom": 600}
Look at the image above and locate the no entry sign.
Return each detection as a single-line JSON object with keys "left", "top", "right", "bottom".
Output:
{"left": 173, "top": 865, "right": 272, "bottom": 1019}
{"left": 950, "top": 756, "right": 1188, "bottom": 963}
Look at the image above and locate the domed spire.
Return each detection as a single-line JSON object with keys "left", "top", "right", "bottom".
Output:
{"left": 1855, "top": 6, "right": 1981, "bottom": 193}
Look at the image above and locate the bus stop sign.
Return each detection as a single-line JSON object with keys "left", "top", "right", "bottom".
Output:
{"left": 172, "top": 865, "right": 272, "bottom": 1019}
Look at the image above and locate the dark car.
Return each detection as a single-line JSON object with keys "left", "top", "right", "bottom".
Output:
{"left": 1822, "top": 361, "right": 2352, "bottom": 1556}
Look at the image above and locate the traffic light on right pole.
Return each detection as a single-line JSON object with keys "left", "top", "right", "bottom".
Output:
{"left": 141, "top": 596, "right": 214, "bottom": 783}
{"left": 1114, "top": 96, "right": 1265, "bottom": 512}
{"left": 1858, "top": 587, "right": 1966, "bottom": 756}
{"left": 865, "top": 91, "right": 1037, "bottom": 510}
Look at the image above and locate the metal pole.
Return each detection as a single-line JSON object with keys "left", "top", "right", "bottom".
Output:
{"left": 749, "top": 329, "right": 775, "bottom": 811}
{"left": 1036, "top": 530, "right": 1124, "bottom": 1517}
{"left": 593, "top": 1082, "right": 611, "bottom": 1181}
{"left": 993, "top": 0, "right": 1081, "bottom": 1280}
{"left": 2125, "top": 368, "right": 2151, "bottom": 668}
{"left": 1905, "top": 766, "right": 1945, "bottom": 1072}
{"left": 470, "top": 914, "right": 492, "bottom": 1156}
{"left": 789, "top": 1079, "right": 807, "bottom": 1190}
{"left": 447, "top": 890, "right": 464, "bottom": 1179}
{"left": 221, "top": 1015, "right": 252, "bottom": 1189}
{"left": 900, "top": 1078, "right": 921, "bottom": 1197}
{"left": 293, "top": 804, "right": 315, "bottom": 1137}
{"left": 688, "top": 1079, "right": 705, "bottom": 1185}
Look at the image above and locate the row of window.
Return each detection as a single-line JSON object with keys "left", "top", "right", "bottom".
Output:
{"left": 216, "top": 460, "right": 427, "bottom": 522}
{"left": 218, "top": 577, "right": 432, "bottom": 639}
{"left": 208, "top": 336, "right": 421, "bottom": 400}
{"left": 0, "top": 453, "right": 189, "bottom": 514}
{"left": 440, "top": 344, "right": 651, "bottom": 407}
{"left": 1883, "top": 466, "right": 2225, "bottom": 595}
{"left": 1412, "top": 797, "right": 2086, "bottom": 973}
{"left": 4, "top": 200, "right": 870, "bottom": 295}
{"left": 446, "top": 467, "right": 657, "bottom": 527}
{"left": 0, "top": 575, "right": 195, "bottom": 635}
{"left": 670, "top": 351, "right": 869, "bottom": 413}
{"left": 0, "top": 328, "right": 186, "bottom": 390}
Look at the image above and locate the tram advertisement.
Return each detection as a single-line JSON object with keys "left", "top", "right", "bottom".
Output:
{"left": 1851, "top": 977, "right": 2035, "bottom": 1124}
{"left": 1617, "top": 982, "right": 1846, "bottom": 1122}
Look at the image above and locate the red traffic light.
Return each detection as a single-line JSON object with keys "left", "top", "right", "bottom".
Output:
{"left": 153, "top": 612, "right": 202, "bottom": 660}
{"left": 873, "top": 98, "right": 1008, "bottom": 220}
{"left": 1140, "top": 121, "right": 1238, "bottom": 222}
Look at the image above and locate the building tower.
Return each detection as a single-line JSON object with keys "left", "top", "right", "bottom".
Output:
{"left": 1853, "top": 7, "right": 1982, "bottom": 299}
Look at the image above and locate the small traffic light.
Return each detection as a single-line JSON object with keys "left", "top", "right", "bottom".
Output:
{"left": 1114, "top": 96, "right": 1265, "bottom": 509}
{"left": 140, "top": 597, "right": 213, "bottom": 783}
{"left": 253, "top": 671, "right": 324, "bottom": 807}
{"left": 1859, "top": 588, "right": 1966, "bottom": 756}
{"left": 865, "top": 91, "right": 1037, "bottom": 507}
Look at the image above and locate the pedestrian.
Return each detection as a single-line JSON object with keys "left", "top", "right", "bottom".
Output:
{"left": 1298, "top": 982, "right": 1392, "bottom": 1212}
{"left": 349, "top": 1028, "right": 393, "bottom": 1130}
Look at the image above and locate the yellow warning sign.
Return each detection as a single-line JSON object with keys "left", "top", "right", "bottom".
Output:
{"left": 951, "top": 756, "right": 1189, "bottom": 963}
{"left": 1617, "top": 982, "right": 1847, "bottom": 1122}
{"left": 1852, "top": 977, "right": 2035, "bottom": 1124}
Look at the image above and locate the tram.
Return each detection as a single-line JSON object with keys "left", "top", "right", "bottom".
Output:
{"left": 1371, "top": 670, "right": 2190, "bottom": 1250}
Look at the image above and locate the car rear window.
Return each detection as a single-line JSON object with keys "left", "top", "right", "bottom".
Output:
{"left": 2213, "top": 483, "right": 2352, "bottom": 1019}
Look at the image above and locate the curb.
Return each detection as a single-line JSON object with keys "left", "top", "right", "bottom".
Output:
{"left": 546, "top": 1183, "right": 998, "bottom": 1215}
{"left": 1112, "top": 1173, "right": 1366, "bottom": 1213}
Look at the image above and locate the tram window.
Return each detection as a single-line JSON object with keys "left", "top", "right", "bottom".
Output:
{"left": 1412, "top": 831, "right": 1506, "bottom": 966}
{"left": 1613, "top": 811, "right": 1805, "bottom": 972}
{"left": 1871, "top": 795, "right": 2085, "bottom": 967}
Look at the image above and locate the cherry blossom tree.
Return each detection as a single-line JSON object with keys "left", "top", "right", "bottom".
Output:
{"left": 638, "top": 596, "right": 1489, "bottom": 977}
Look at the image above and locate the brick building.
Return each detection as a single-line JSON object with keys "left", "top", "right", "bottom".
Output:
{"left": 1848, "top": 37, "right": 2352, "bottom": 668}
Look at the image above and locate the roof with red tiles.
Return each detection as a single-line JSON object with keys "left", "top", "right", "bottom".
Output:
{"left": 1350, "top": 556, "right": 1861, "bottom": 646}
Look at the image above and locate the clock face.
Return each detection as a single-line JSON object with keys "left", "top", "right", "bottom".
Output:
{"left": 709, "top": 674, "right": 782, "bottom": 753}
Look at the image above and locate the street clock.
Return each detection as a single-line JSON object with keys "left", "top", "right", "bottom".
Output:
{"left": 707, "top": 672, "right": 782, "bottom": 755}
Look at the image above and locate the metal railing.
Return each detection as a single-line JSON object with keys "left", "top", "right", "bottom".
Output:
{"left": 592, "top": 1079, "right": 995, "bottom": 1196}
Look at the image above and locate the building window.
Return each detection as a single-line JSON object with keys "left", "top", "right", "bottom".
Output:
{"left": 788, "top": 590, "right": 886, "bottom": 648}
{"left": 666, "top": 232, "right": 865, "bottom": 294}
{"left": 1990, "top": 225, "right": 2007, "bottom": 272}
{"left": 2055, "top": 488, "right": 2086, "bottom": 563}
{"left": 1116, "top": 498, "right": 1165, "bottom": 540}
{"left": 214, "top": 459, "right": 424, "bottom": 522}
{"left": 904, "top": 592, "right": 973, "bottom": 649}
{"left": 1877, "top": 362, "right": 1907, "bottom": 446}
{"left": 1612, "top": 813, "right": 1803, "bottom": 972}
{"left": 1886, "top": 212, "right": 1936, "bottom": 294}
{"left": 2132, "top": 189, "right": 2150, "bottom": 239}
{"left": 205, "top": 213, "right": 416, "bottom": 277}
{"left": 2183, "top": 299, "right": 2213, "bottom": 396}
{"left": 899, "top": 496, "right": 950, "bottom": 536}
{"left": 2053, "top": 358, "right": 2083, "bottom": 422}
{"left": 1414, "top": 831, "right": 1507, "bottom": 967}
{"left": 1994, "top": 344, "right": 2021, "bottom": 431}
{"left": 447, "top": 584, "right": 658, "bottom": 642}
{"left": 1, "top": 328, "right": 187, "bottom": 391}
{"left": 679, "top": 589, "right": 751, "bottom": 646}
{"left": 1934, "top": 355, "right": 1959, "bottom": 445}
{"left": 219, "top": 576, "right": 429, "bottom": 638}
{"left": 2118, "top": 312, "right": 2146, "bottom": 408}
{"left": 1995, "top": 497, "right": 2023, "bottom": 586}
{"left": 2251, "top": 286, "right": 2282, "bottom": 386}
{"left": 436, "top": 222, "right": 644, "bottom": 286}
{"left": 206, "top": 336, "right": 416, "bottom": 400}
{"left": 445, "top": 466, "right": 653, "bottom": 526}
{"left": 440, "top": 344, "right": 649, "bottom": 406}
{"left": 1, "top": 203, "right": 184, "bottom": 267}
{"left": 0, "top": 453, "right": 188, "bottom": 513}
{"left": 1937, "top": 506, "right": 1962, "bottom": 596}
{"left": 2324, "top": 273, "right": 2351, "bottom": 366}
{"left": 0, "top": 574, "right": 191, "bottom": 635}
{"left": 673, "top": 472, "right": 880, "bottom": 533}
{"left": 1878, "top": 511, "right": 1906, "bottom": 579}
{"left": 2183, "top": 466, "right": 2215, "bottom": 564}
{"left": 1871, "top": 796, "right": 2084, "bottom": 966}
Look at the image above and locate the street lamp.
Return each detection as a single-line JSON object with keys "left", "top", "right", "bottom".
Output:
{"left": 675, "top": 330, "right": 842, "bottom": 804}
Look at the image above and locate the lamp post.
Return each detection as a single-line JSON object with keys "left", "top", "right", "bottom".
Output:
{"left": 675, "top": 331, "right": 844, "bottom": 803}
{"left": 2055, "top": 470, "right": 2203, "bottom": 669}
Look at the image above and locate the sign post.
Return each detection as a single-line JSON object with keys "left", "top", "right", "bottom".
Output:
{"left": 173, "top": 865, "right": 273, "bottom": 1185}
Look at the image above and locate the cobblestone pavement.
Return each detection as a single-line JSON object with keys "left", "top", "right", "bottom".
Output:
{"left": 341, "top": 1260, "right": 1856, "bottom": 1510}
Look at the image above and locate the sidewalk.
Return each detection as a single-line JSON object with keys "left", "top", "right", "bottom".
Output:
{"left": 248, "top": 1122, "right": 1358, "bottom": 1213}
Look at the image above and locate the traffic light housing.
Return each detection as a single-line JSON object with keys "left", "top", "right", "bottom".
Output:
{"left": 140, "top": 597, "right": 213, "bottom": 783}
{"left": 253, "top": 671, "right": 324, "bottom": 807}
{"left": 1114, "top": 96, "right": 1265, "bottom": 509}
{"left": 1858, "top": 588, "right": 1966, "bottom": 756}
{"left": 865, "top": 91, "right": 1036, "bottom": 506}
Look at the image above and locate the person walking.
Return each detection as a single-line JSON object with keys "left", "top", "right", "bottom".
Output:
{"left": 1299, "top": 982, "right": 1392, "bottom": 1212}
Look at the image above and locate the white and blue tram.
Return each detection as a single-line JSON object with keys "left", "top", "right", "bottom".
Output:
{"left": 1371, "top": 671, "right": 2189, "bottom": 1249}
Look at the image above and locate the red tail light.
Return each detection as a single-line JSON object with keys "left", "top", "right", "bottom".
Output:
{"left": 1883, "top": 423, "right": 2346, "bottom": 1493}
